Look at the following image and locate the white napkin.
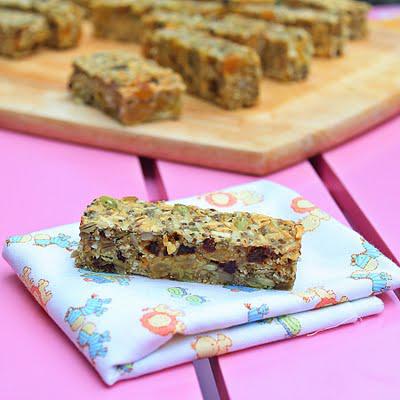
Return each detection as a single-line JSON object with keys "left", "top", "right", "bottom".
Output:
{"left": 3, "top": 181, "right": 399, "bottom": 385}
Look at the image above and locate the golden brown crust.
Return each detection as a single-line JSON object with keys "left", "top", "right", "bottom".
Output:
{"left": 73, "top": 195, "right": 303, "bottom": 289}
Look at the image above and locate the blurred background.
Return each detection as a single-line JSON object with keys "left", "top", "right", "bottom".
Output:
{"left": 368, "top": 1, "right": 400, "bottom": 4}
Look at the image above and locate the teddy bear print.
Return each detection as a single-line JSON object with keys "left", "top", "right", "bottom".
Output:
{"left": 295, "top": 287, "right": 349, "bottom": 309}
{"left": 191, "top": 333, "right": 233, "bottom": 358}
{"left": 291, "top": 197, "right": 330, "bottom": 233}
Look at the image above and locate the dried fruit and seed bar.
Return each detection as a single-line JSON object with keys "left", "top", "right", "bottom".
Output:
{"left": 68, "top": 51, "right": 186, "bottom": 125}
{"left": 281, "top": 0, "right": 370, "bottom": 39}
{"left": 91, "top": 0, "right": 224, "bottom": 42}
{"left": 143, "top": 28, "right": 261, "bottom": 109}
{"left": 233, "top": 3, "right": 346, "bottom": 57}
{"left": 0, "top": 9, "right": 49, "bottom": 57}
{"left": 0, "top": 0, "right": 83, "bottom": 48}
{"left": 142, "top": 11, "right": 313, "bottom": 81}
{"left": 73, "top": 196, "right": 303, "bottom": 290}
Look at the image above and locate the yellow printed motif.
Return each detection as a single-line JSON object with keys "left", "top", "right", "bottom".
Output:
{"left": 191, "top": 333, "right": 232, "bottom": 358}
{"left": 291, "top": 197, "right": 330, "bottom": 233}
{"left": 19, "top": 266, "right": 52, "bottom": 309}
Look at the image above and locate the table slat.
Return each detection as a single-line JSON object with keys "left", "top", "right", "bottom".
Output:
{"left": 157, "top": 159, "right": 400, "bottom": 400}
{"left": 0, "top": 130, "right": 202, "bottom": 400}
{"left": 317, "top": 115, "right": 400, "bottom": 263}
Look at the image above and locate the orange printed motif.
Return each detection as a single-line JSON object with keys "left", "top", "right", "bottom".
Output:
{"left": 140, "top": 305, "right": 185, "bottom": 336}
{"left": 191, "top": 333, "right": 232, "bottom": 358}
{"left": 203, "top": 190, "right": 264, "bottom": 208}
{"left": 19, "top": 266, "right": 52, "bottom": 309}
{"left": 291, "top": 197, "right": 330, "bottom": 233}
{"left": 295, "top": 287, "right": 348, "bottom": 309}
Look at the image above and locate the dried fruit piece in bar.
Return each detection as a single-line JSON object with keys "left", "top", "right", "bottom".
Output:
{"left": 142, "top": 11, "right": 313, "bottom": 81}
{"left": 68, "top": 51, "right": 186, "bottom": 125}
{"left": 73, "top": 196, "right": 303, "bottom": 290}
{"left": 0, "top": 0, "right": 83, "bottom": 48}
{"left": 143, "top": 27, "right": 261, "bottom": 109}
{"left": 281, "top": 0, "right": 370, "bottom": 40}
{"left": 91, "top": 0, "right": 224, "bottom": 42}
{"left": 0, "top": 9, "right": 49, "bottom": 57}
{"left": 233, "top": 3, "right": 346, "bottom": 57}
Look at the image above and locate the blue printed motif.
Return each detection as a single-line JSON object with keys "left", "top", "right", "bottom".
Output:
{"left": 78, "top": 323, "right": 111, "bottom": 360}
{"left": 65, "top": 294, "right": 112, "bottom": 362}
{"left": 257, "top": 315, "right": 302, "bottom": 337}
{"left": 167, "top": 287, "right": 207, "bottom": 305}
{"left": 245, "top": 303, "right": 269, "bottom": 323}
{"left": 223, "top": 285, "right": 260, "bottom": 293}
{"left": 80, "top": 270, "right": 131, "bottom": 286}
{"left": 351, "top": 271, "right": 392, "bottom": 294}
{"left": 351, "top": 240, "right": 382, "bottom": 271}
{"left": 276, "top": 316, "right": 302, "bottom": 337}
{"left": 6, "top": 233, "right": 78, "bottom": 251}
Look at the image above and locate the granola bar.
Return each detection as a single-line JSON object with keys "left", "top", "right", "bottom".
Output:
{"left": 281, "top": 0, "right": 370, "bottom": 39}
{"left": 0, "top": 0, "right": 83, "bottom": 48}
{"left": 68, "top": 51, "right": 186, "bottom": 125}
{"left": 0, "top": 9, "right": 49, "bottom": 57}
{"left": 143, "top": 27, "right": 261, "bottom": 109}
{"left": 91, "top": 0, "right": 224, "bottom": 42}
{"left": 73, "top": 196, "right": 303, "bottom": 290}
{"left": 233, "top": 3, "right": 346, "bottom": 57}
{"left": 142, "top": 11, "right": 313, "bottom": 81}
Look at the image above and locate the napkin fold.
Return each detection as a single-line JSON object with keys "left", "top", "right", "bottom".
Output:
{"left": 3, "top": 180, "right": 399, "bottom": 385}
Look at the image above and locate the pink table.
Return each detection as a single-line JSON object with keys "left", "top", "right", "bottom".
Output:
{"left": 1, "top": 6, "right": 399, "bottom": 400}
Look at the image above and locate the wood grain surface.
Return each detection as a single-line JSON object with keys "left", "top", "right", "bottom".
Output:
{"left": 0, "top": 22, "right": 399, "bottom": 175}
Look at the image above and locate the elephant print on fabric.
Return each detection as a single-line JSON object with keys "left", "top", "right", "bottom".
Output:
{"left": 140, "top": 305, "right": 185, "bottom": 336}
{"left": 191, "top": 333, "right": 233, "bottom": 358}
{"left": 291, "top": 197, "right": 330, "bottom": 233}
{"left": 7, "top": 233, "right": 78, "bottom": 251}
{"left": 295, "top": 287, "right": 349, "bottom": 309}
{"left": 19, "top": 266, "right": 52, "bottom": 309}
{"left": 64, "top": 294, "right": 112, "bottom": 362}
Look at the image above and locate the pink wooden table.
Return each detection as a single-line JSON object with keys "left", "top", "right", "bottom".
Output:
{"left": 1, "top": 6, "right": 399, "bottom": 400}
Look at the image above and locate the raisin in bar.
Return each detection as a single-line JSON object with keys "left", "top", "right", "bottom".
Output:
{"left": 91, "top": 0, "right": 224, "bottom": 42}
{"left": 233, "top": 3, "right": 346, "bottom": 57}
{"left": 143, "top": 27, "right": 261, "bottom": 109}
{"left": 281, "top": 0, "right": 370, "bottom": 40}
{"left": 142, "top": 11, "right": 313, "bottom": 81}
{"left": 0, "top": 9, "right": 49, "bottom": 57}
{"left": 68, "top": 51, "right": 185, "bottom": 125}
{"left": 0, "top": 0, "right": 83, "bottom": 48}
{"left": 73, "top": 196, "right": 303, "bottom": 290}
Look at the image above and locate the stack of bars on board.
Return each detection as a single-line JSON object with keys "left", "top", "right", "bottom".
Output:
{"left": 0, "top": 0, "right": 371, "bottom": 122}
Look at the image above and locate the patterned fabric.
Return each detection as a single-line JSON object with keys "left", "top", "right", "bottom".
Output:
{"left": 2, "top": 181, "right": 399, "bottom": 385}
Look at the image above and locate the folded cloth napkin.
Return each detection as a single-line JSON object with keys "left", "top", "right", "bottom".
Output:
{"left": 3, "top": 180, "right": 399, "bottom": 385}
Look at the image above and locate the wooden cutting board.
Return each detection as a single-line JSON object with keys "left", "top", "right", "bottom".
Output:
{"left": 0, "top": 21, "right": 399, "bottom": 175}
